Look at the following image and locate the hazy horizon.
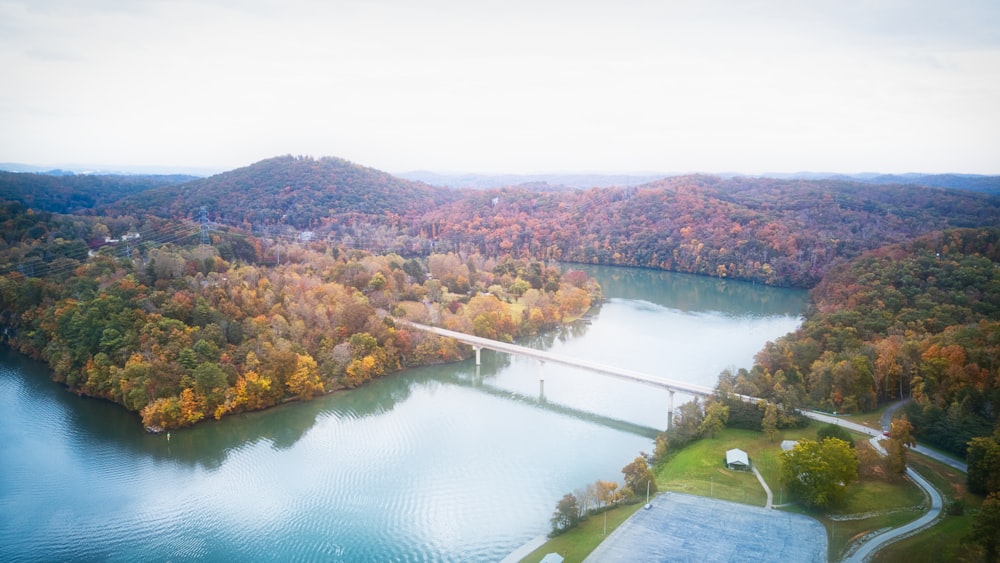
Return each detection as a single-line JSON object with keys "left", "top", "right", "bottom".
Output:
{"left": 2, "top": 1, "right": 999, "bottom": 176}
{"left": 3, "top": 157, "right": 999, "bottom": 180}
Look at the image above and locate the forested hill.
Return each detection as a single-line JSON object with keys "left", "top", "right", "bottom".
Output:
{"left": 425, "top": 175, "right": 1000, "bottom": 287}
{"left": 19, "top": 154, "right": 1000, "bottom": 288}
{"left": 0, "top": 171, "right": 194, "bottom": 214}
{"left": 107, "top": 155, "right": 459, "bottom": 228}
{"left": 737, "top": 228, "right": 1000, "bottom": 457}
{"left": 807, "top": 173, "right": 1000, "bottom": 194}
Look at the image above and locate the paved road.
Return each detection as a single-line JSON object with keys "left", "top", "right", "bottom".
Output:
{"left": 801, "top": 409, "right": 968, "bottom": 473}
{"left": 880, "top": 399, "right": 910, "bottom": 432}
{"left": 404, "top": 321, "right": 715, "bottom": 396}
{"left": 841, "top": 437, "right": 944, "bottom": 563}
{"left": 800, "top": 410, "right": 882, "bottom": 437}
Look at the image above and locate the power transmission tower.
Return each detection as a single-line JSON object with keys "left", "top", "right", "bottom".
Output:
{"left": 199, "top": 206, "right": 210, "bottom": 245}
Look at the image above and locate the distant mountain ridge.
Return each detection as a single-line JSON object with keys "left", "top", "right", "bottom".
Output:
{"left": 403, "top": 170, "right": 1000, "bottom": 193}
{"left": 0, "top": 162, "right": 219, "bottom": 176}
{"left": 5, "top": 160, "right": 997, "bottom": 194}
{"left": 763, "top": 172, "right": 1000, "bottom": 194}
{"left": 0, "top": 170, "right": 196, "bottom": 214}
{"left": 397, "top": 171, "right": 670, "bottom": 190}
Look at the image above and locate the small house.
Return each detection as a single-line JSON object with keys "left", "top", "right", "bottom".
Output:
{"left": 726, "top": 448, "right": 750, "bottom": 471}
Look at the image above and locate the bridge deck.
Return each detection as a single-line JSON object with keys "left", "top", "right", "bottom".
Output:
{"left": 404, "top": 322, "right": 715, "bottom": 397}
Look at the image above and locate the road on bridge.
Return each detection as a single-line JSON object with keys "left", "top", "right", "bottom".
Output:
{"left": 404, "top": 321, "right": 715, "bottom": 397}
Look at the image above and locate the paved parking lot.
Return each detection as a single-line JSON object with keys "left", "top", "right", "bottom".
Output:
{"left": 584, "top": 492, "right": 826, "bottom": 562}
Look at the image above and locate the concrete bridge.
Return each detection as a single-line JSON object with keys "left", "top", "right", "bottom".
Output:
{"left": 403, "top": 322, "right": 716, "bottom": 426}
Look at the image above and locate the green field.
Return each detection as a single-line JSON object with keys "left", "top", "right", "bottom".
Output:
{"left": 520, "top": 422, "right": 956, "bottom": 562}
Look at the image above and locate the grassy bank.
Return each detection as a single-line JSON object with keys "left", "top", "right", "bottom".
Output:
{"left": 519, "top": 502, "right": 645, "bottom": 563}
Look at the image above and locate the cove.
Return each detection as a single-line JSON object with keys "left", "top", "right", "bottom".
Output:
{"left": 0, "top": 265, "right": 806, "bottom": 561}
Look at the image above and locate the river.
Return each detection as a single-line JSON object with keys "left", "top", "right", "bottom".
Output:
{"left": 0, "top": 265, "right": 806, "bottom": 562}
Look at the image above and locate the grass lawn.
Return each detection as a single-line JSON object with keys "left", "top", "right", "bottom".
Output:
{"left": 872, "top": 512, "right": 978, "bottom": 562}
{"left": 822, "top": 477, "right": 927, "bottom": 561}
{"left": 656, "top": 429, "right": 768, "bottom": 506}
{"left": 656, "top": 426, "right": 830, "bottom": 507}
{"left": 520, "top": 503, "right": 645, "bottom": 563}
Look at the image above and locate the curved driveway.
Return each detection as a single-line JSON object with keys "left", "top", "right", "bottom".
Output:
{"left": 799, "top": 410, "right": 951, "bottom": 562}
{"left": 841, "top": 437, "right": 944, "bottom": 562}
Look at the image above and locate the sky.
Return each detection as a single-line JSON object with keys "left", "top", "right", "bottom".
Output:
{"left": 2, "top": 0, "right": 999, "bottom": 175}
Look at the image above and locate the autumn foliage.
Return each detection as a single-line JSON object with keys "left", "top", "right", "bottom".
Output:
{"left": 0, "top": 237, "right": 597, "bottom": 430}
{"left": 741, "top": 228, "right": 1000, "bottom": 457}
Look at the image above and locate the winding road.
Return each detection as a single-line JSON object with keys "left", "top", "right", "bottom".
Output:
{"left": 798, "top": 409, "right": 953, "bottom": 561}
{"left": 840, "top": 437, "right": 944, "bottom": 562}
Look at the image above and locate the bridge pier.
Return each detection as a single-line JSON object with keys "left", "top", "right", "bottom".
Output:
{"left": 538, "top": 360, "right": 545, "bottom": 401}
{"left": 473, "top": 346, "right": 482, "bottom": 366}
{"left": 667, "top": 390, "right": 675, "bottom": 430}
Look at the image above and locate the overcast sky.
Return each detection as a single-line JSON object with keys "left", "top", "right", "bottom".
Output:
{"left": 2, "top": 0, "right": 999, "bottom": 175}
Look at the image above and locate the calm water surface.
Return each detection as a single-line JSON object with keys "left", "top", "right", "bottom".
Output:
{"left": 0, "top": 266, "right": 806, "bottom": 561}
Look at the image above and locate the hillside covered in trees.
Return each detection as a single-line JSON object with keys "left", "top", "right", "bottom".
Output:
{"left": 1, "top": 155, "right": 999, "bottom": 442}
{"left": 0, "top": 171, "right": 193, "bottom": 214}
{"left": 99, "top": 156, "right": 1000, "bottom": 287}
{"left": 732, "top": 228, "right": 1000, "bottom": 458}
{"left": 0, "top": 219, "right": 598, "bottom": 430}
{"left": 107, "top": 155, "right": 459, "bottom": 231}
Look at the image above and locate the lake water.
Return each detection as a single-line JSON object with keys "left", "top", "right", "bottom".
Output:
{"left": 0, "top": 265, "right": 806, "bottom": 562}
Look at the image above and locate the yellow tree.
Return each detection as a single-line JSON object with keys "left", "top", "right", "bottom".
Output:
{"left": 286, "top": 354, "right": 324, "bottom": 400}
{"left": 465, "top": 294, "right": 516, "bottom": 341}
{"left": 595, "top": 480, "right": 620, "bottom": 507}
{"left": 885, "top": 415, "right": 916, "bottom": 478}
{"left": 179, "top": 387, "right": 205, "bottom": 425}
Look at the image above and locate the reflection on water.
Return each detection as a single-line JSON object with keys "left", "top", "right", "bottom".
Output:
{"left": 0, "top": 265, "right": 807, "bottom": 561}
{"left": 571, "top": 263, "right": 807, "bottom": 317}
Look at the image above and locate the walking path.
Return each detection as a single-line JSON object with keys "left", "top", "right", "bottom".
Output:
{"left": 752, "top": 466, "right": 774, "bottom": 509}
